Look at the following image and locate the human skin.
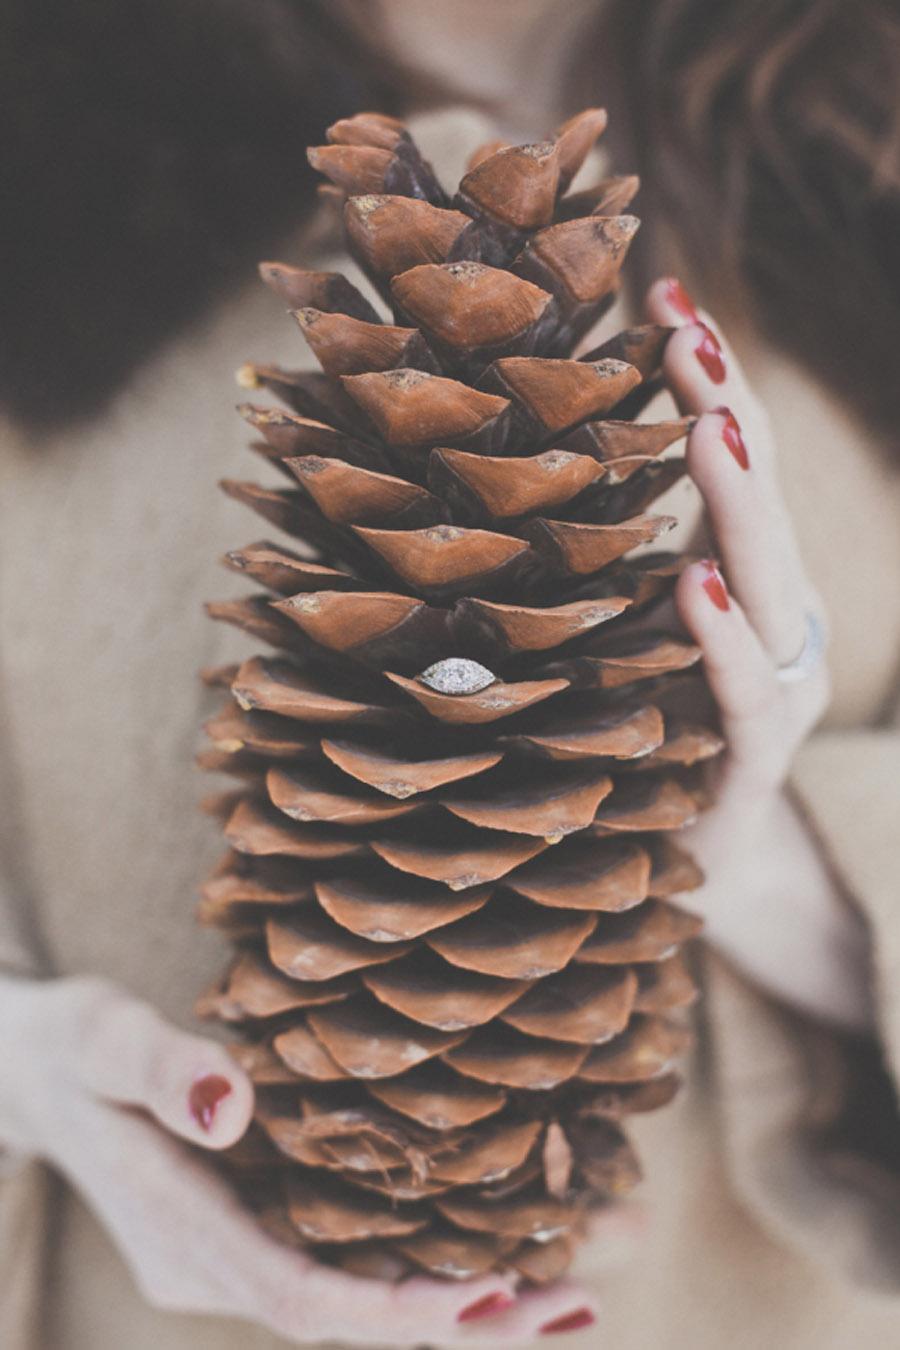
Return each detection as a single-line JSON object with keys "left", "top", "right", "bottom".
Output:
{"left": 646, "top": 278, "right": 871, "bottom": 1035}
{"left": 0, "top": 972, "right": 637, "bottom": 1344}
{"left": 0, "top": 280, "right": 871, "bottom": 1344}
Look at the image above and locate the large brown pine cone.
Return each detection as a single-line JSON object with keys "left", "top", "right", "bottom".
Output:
{"left": 196, "top": 108, "right": 721, "bottom": 1285}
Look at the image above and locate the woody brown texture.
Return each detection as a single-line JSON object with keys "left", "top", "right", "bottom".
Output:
{"left": 196, "top": 109, "right": 721, "bottom": 1284}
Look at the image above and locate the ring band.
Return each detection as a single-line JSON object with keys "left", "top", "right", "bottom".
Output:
{"left": 776, "top": 610, "right": 827, "bottom": 684}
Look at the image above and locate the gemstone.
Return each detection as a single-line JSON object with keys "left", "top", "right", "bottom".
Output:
{"left": 418, "top": 658, "right": 497, "bottom": 696}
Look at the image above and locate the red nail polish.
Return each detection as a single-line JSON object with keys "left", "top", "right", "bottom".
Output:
{"left": 540, "top": 1308, "right": 596, "bottom": 1335}
{"left": 700, "top": 560, "right": 730, "bottom": 612}
{"left": 694, "top": 323, "right": 726, "bottom": 384}
{"left": 189, "top": 1075, "right": 232, "bottom": 1131}
{"left": 714, "top": 405, "right": 749, "bottom": 470}
{"left": 663, "top": 277, "right": 698, "bottom": 322}
{"left": 458, "top": 1292, "right": 515, "bottom": 1323}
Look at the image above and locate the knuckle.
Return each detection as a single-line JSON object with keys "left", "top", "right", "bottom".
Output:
{"left": 142, "top": 1047, "right": 172, "bottom": 1106}
{"left": 115, "top": 997, "right": 163, "bottom": 1052}
{"left": 728, "top": 672, "right": 779, "bottom": 726}
{"left": 726, "top": 693, "right": 782, "bottom": 757}
{"left": 742, "top": 390, "right": 773, "bottom": 439}
{"left": 72, "top": 987, "right": 175, "bottom": 1104}
{"left": 137, "top": 1018, "right": 190, "bottom": 1107}
{"left": 61, "top": 973, "right": 117, "bottom": 1017}
{"left": 56, "top": 976, "right": 121, "bottom": 1051}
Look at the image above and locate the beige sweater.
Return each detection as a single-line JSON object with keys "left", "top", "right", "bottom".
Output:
{"left": 2, "top": 108, "right": 900, "bottom": 1350}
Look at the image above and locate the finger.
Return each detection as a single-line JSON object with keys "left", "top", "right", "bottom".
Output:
{"left": 675, "top": 561, "right": 787, "bottom": 789}
{"left": 645, "top": 277, "right": 760, "bottom": 420}
{"left": 647, "top": 279, "right": 810, "bottom": 665}
{"left": 682, "top": 410, "right": 810, "bottom": 664}
{"left": 299, "top": 1266, "right": 595, "bottom": 1348}
{"left": 60, "top": 1098, "right": 518, "bottom": 1344}
{"left": 384, "top": 1272, "right": 522, "bottom": 1346}
{"left": 56, "top": 1093, "right": 598, "bottom": 1347}
{"left": 267, "top": 1208, "right": 636, "bottom": 1345}
{"left": 51, "top": 1094, "right": 301, "bottom": 1319}
{"left": 68, "top": 980, "right": 254, "bottom": 1149}
{"left": 268, "top": 1262, "right": 519, "bottom": 1348}
{"left": 451, "top": 1280, "right": 598, "bottom": 1346}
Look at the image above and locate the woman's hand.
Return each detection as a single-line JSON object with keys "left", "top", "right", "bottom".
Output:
{"left": 0, "top": 973, "right": 620, "bottom": 1345}
{"left": 644, "top": 279, "right": 872, "bottom": 1032}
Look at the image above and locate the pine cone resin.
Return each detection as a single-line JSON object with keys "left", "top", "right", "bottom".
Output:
{"left": 196, "top": 107, "right": 723, "bottom": 1285}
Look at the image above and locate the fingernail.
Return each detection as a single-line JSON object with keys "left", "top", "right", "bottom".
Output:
{"left": 458, "top": 1291, "right": 515, "bottom": 1323}
{"left": 540, "top": 1307, "right": 596, "bottom": 1335}
{"left": 701, "top": 559, "right": 730, "bottom": 612}
{"left": 714, "top": 405, "right": 749, "bottom": 470}
{"left": 663, "top": 276, "right": 698, "bottom": 322}
{"left": 189, "top": 1075, "right": 232, "bottom": 1131}
{"left": 694, "top": 323, "right": 726, "bottom": 384}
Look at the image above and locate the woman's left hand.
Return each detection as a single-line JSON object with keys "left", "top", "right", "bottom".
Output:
{"left": 643, "top": 279, "right": 871, "bottom": 1031}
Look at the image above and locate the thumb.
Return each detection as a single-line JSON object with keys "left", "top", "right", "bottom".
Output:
{"left": 66, "top": 978, "right": 254, "bottom": 1149}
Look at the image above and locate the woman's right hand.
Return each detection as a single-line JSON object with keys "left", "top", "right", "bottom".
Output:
{"left": 0, "top": 974, "right": 615, "bottom": 1346}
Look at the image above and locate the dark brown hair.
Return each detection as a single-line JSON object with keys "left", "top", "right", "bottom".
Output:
{"left": 0, "top": 0, "right": 387, "bottom": 428}
{"left": 612, "top": 0, "right": 900, "bottom": 440}
{"left": 3, "top": 0, "right": 899, "bottom": 441}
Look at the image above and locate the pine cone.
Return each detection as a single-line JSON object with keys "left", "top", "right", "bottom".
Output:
{"left": 196, "top": 108, "right": 722, "bottom": 1285}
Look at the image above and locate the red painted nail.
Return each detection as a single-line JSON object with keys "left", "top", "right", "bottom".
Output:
{"left": 701, "top": 559, "right": 730, "bottom": 612}
{"left": 663, "top": 276, "right": 698, "bottom": 322}
{"left": 694, "top": 323, "right": 726, "bottom": 384}
{"left": 458, "top": 1291, "right": 515, "bottom": 1323}
{"left": 540, "top": 1307, "right": 596, "bottom": 1335}
{"left": 714, "top": 405, "right": 749, "bottom": 470}
{"left": 189, "top": 1075, "right": 232, "bottom": 1131}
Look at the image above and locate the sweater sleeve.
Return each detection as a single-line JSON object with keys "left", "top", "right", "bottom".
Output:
{"left": 705, "top": 728, "right": 900, "bottom": 1292}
